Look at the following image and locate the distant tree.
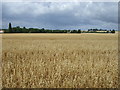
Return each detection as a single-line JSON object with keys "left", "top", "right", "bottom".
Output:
{"left": 22, "top": 27, "right": 30, "bottom": 33}
{"left": 71, "top": 30, "right": 78, "bottom": 33}
{"left": 16, "top": 26, "right": 20, "bottom": 28}
{"left": 93, "top": 29, "right": 98, "bottom": 32}
{"left": 41, "top": 28, "right": 45, "bottom": 31}
{"left": 88, "top": 29, "right": 91, "bottom": 32}
{"left": 111, "top": 29, "right": 115, "bottom": 33}
{"left": 106, "top": 30, "right": 109, "bottom": 33}
{"left": 29, "top": 28, "right": 34, "bottom": 33}
{"left": 23, "top": 27, "right": 26, "bottom": 29}
{"left": 12, "top": 26, "right": 22, "bottom": 33}
{"left": 41, "top": 28, "right": 45, "bottom": 33}
{"left": 8, "top": 22, "right": 12, "bottom": 33}
{"left": 78, "top": 29, "right": 81, "bottom": 33}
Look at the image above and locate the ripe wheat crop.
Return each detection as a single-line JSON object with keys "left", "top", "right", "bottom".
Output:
{"left": 2, "top": 33, "right": 118, "bottom": 88}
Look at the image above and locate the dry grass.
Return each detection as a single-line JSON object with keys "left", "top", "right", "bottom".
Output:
{"left": 0, "top": 34, "right": 2, "bottom": 89}
{"left": 2, "top": 33, "right": 118, "bottom": 88}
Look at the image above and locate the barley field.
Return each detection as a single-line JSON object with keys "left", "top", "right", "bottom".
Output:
{"left": 2, "top": 33, "right": 118, "bottom": 88}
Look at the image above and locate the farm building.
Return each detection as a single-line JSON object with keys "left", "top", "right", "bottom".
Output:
{"left": 96, "top": 30, "right": 108, "bottom": 33}
{"left": 0, "top": 30, "right": 4, "bottom": 33}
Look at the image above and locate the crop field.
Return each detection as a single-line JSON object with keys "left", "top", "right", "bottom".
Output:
{"left": 2, "top": 33, "right": 118, "bottom": 88}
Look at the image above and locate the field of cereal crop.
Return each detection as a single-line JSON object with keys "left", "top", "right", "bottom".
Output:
{"left": 2, "top": 33, "right": 118, "bottom": 88}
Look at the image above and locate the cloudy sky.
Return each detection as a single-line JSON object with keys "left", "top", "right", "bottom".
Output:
{"left": 2, "top": 2, "right": 118, "bottom": 30}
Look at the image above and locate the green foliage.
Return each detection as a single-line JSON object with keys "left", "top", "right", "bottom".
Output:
{"left": 4, "top": 23, "right": 116, "bottom": 34}
{"left": 111, "top": 30, "right": 115, "bottom": 33}
{"left": 78, "top": 29, "right": 81, "bottom": 33}
{"left": 71, "top": 30, "right": 78, "bottom": 33}
{"left": 8, "top": 23, "right": 12, "bottom": 33}
{"left": 87, "top": 29, "right": 115, "bottom": 34}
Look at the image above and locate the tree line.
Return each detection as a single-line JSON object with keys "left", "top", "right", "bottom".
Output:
{"left": 4, "top": 23, "right": 81, "bottom": 33}
{"left": 87, "top": 29, "right": 115, "bottom": 33}
{"left": 2, "top": 23, "right": 115, "bottom": 33}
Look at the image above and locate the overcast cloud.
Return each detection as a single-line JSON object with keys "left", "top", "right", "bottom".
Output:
{"left": 2, "top": 2, "right": 118, "bottom": 30}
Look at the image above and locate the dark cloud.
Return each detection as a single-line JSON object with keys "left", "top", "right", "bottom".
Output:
{"left": 0, "top": 3, "right": 2, "bottom": 28}
{"left": 2, "top": 2, "right": 118, "bottom": 30}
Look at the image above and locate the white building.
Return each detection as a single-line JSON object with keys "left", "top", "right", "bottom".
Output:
{"left": 0, "top": 30, "right": 4, "bottom": 33}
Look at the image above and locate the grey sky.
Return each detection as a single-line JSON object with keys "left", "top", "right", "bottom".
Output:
{"left": 2, "top": 2, "right": 118, "bottom": 30}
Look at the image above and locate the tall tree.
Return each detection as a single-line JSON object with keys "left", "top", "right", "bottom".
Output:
{"left": 111, "top": 29, "right": 115, "bottom": 33}
{"left": 78, "top": 29, "right": 81, "bottom": 33}
{"left": 9, "top": 22, "right": 12, "bottom": 33}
